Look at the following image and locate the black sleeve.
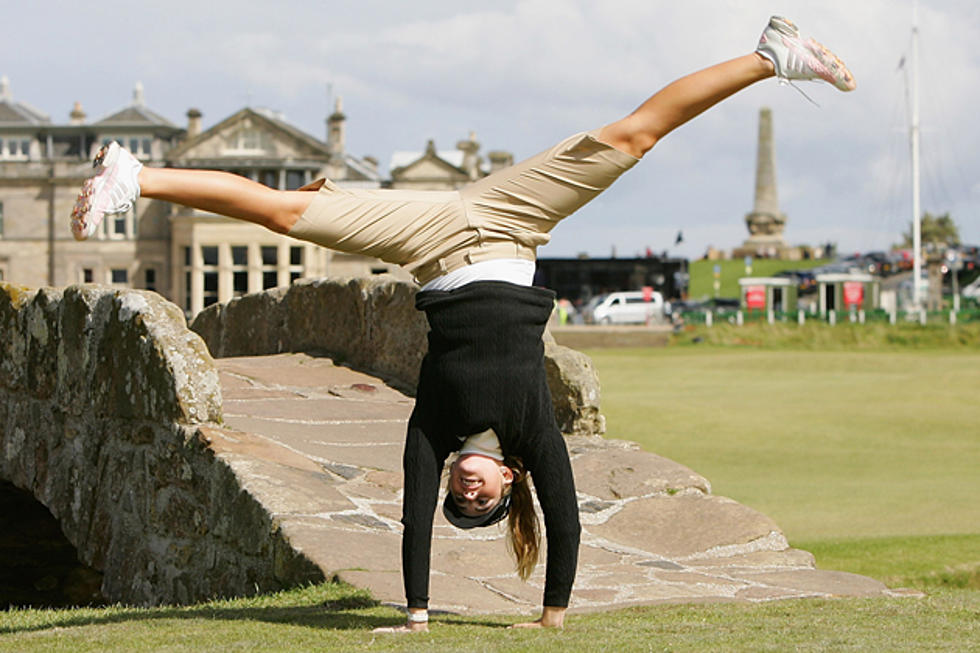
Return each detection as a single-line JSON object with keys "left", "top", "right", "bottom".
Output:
{"left": 400, "top": 418, "right": 446, "bottom": 609}
{"left": 523, "top": 425, "right": 581, "bottom": 608}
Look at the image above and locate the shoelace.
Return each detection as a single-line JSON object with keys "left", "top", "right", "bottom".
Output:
{"left": 778, "top": 77, "right": 821, "bottom": 107}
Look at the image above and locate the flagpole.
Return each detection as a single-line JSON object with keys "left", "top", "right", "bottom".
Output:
{"left": 911, "top": 0, "right": 922, "bottom": 309}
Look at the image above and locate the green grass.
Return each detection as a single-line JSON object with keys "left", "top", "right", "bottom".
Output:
{"left": 587, "top": 346, "right": 980, "bottom": 544}
{"left": 799, "top": 535, "right": 980, "bottom": 590}
{"left": 585, "top": 342, "right": 980, "bottom": 605}
{"left": 1, "top": 584, "right": 977, "bottom": 652}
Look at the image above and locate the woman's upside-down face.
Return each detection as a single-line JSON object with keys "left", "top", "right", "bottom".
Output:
{"left": 449, "top": 454, "right": 514, "bottom": 517}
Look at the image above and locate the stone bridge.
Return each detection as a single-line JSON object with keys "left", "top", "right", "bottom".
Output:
{"left": 0, "top": 278, "right": 895, "bottom": 612}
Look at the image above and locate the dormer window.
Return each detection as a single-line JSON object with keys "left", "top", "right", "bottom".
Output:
{"left": 0, "top": 137, "right": 32, "bottom": 160}
{"left": 102, "top": 136, "right": 152, "bottom": 159}
{"left": 226, "top": 127, "right": 266, "bottom": 154}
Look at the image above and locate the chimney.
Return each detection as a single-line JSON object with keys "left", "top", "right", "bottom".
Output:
{"left": 326, "top": 96, "right": 346, "bottom": 157}
{"left": 69, "top": 101, "right": 87, "bottom": 125}
{"left": 488, "top": 150, "right": 513, "bottom": 173}
{"left": 186, "top": 108, "right": 202, "bottom": 138}
{"left": 0, "top": 75, "right": 10, "bottom": 101}
{"left": 133, "top": 81, "right": 145, "bottom": 107}
{"left": 456, "top": 131, "right": 481, "bottom": 180}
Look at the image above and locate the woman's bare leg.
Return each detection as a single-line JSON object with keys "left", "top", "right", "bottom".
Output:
{"left": 138, "top": 167, "right": 312, "bottom": 233}
{"left": 598, "top": 53, "right": 774, "bottom": 159}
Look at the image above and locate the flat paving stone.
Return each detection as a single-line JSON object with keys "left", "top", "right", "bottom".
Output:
{"left": 207, "top": 353, "right": 899, "bottom": 616}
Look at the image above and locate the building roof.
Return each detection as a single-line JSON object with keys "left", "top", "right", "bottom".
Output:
{"left": 165, "top": 106, "right": 329, "bottom": 161}
{"left": 738, "top": 277, "right": 793, "bottom": 286}
{"left": 93, "top": 82, "right": 177, "bottom": 128}
{"left": 390, "top": 148, "right": 467, "bottom": 171}
{"left": 164, "top": 106, "right": 381, "bottom": 184}
{"left": 0, "top": 75, "right": 52, "bottom": 126}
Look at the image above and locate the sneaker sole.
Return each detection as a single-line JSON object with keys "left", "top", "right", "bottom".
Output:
{"left": 768, "top": 16, "right": 799, "bottom": 38}
{"left": 806, "top": 38, "right": 856, "bottom": 91}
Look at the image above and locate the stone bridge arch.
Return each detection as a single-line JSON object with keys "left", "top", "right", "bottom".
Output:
{"left": 0, "top": 283, "right": 322, "bottom": 606}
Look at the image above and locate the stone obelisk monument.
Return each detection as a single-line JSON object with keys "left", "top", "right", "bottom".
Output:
{"left": 734, "top": 107, "right": 790, "bottom": 258}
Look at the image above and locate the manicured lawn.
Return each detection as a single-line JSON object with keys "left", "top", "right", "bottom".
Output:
{"left": 585, "top": 344, "right": 980, "bottom": 588}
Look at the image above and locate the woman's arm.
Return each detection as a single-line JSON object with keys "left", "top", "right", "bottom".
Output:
{"left": 400, "top": 421, "right": 445, "bottom": 611}
{"left": 375, "top": 420, "right": 443, "bottom": 634}
{"left": 519, "top": 419, "right": 582, "bottom": 625}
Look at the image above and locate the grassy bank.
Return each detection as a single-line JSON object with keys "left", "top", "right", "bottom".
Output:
{"left": 672, "top": 320, "right": 980, "bottom": 350}
{"left": 687, "top": 257, "right": 830, "bottom": 300}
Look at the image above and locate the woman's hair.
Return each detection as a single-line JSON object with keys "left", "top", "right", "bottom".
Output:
{"left": 503, "top": 456, "right": 540, "bottom": 581}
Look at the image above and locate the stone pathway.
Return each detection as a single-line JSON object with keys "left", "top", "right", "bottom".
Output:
{"left": 209, "top": 353, "right": 903, "bottom": 615}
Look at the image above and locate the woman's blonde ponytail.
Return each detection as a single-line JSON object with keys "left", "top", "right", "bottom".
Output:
{"left": 503, "top": 456, "right": 540, "bottom": 581}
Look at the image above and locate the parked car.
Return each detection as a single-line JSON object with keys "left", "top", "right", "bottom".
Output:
{"left": 666, "top": 297, "right": 740, "bottom": 317}
{"left": 586, "top": 291, "right": 668, "bottom": 324}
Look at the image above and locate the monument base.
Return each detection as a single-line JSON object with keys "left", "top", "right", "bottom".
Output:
{"left": 732, "top": 238, "right": 802, "bottom": 261}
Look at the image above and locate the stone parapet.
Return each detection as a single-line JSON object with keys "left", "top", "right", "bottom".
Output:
{"left": 0, "top": 283, "right": 324, "bottom": 606}
{"left": 191, "top": 277, "right": 605, "bottom": 436}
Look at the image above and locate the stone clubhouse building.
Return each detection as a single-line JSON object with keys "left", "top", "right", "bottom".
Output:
{"left": 0, "top": 76, "right": 513, "bottom": 316}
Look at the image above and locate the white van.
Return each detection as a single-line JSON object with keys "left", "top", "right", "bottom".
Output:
{"left": 587, "top": 291, "right": 668, "bottom": 325}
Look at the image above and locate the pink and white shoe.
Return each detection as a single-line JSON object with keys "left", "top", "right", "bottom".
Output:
{"left": 70, "top": 141, "right": 143, "bottom": 241}
{"left": 757, "top": 16, "right": 856, "bottom": 92}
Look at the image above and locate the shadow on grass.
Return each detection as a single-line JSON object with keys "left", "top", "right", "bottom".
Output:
{"left": 0, "top": 595, "right": 508, "bottom": 635}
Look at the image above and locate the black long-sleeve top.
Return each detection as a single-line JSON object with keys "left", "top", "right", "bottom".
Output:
{"left": 401, "top": 281, "right": 581, "bottom": 609}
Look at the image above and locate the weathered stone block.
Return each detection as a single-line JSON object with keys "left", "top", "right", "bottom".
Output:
{"left": 588, "top": 495, "right": 782, "bottom": 559}
{"left": 544, "top": 340, "right": 604, "bottom": 435}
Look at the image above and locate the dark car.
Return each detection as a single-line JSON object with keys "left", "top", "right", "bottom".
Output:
{"left": 668, "top": 297, "right": 739, "bottom": 317}
{"left": 707, "top": 297, "right": 741, "bottom": 312}
{"left": 862, "top": 251, "right": 898, "bottom": 276}
{"left": 776, "top": 269, "right": 817, "bottom": 294}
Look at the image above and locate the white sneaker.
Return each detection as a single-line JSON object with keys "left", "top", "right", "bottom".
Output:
{"left": 757, "top": 16, "right": 856, "bottom": 92}
{"left": 70, "top": 141, "right": 143, "bottom": 241}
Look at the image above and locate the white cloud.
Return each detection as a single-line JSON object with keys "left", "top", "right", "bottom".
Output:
{"left": 4, "top": 0, "right": 978, "bottom": 251}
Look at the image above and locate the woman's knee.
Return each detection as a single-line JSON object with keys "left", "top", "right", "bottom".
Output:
{"left": 596, "top": 121, "right": 657, "bottom": 159}
{"left": 269, "top": 191, "right": 313, "bottom": 233}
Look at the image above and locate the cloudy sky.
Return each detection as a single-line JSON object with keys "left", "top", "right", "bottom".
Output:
{"left": 5, "top": 0, "right": 978, "bottom": 259}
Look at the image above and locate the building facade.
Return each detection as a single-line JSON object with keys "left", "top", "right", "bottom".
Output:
{"left": 0, "top": 78, "right": 184, "bottom": 292}
{"left": 0, "top": 77, "right": 520, "bottom": 315}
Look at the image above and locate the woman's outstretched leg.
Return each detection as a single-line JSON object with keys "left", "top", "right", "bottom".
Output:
{"left": 70, "top": 142, "right": 312, "bottom": 240}
{"left": 598, "top": 53, "right": 774, "bottom": 158}
{"left": 138, "top": 167, "right": 311, "bottom": 233}
{"left": 599, "top": 16, "right": 855, "bottom": 158}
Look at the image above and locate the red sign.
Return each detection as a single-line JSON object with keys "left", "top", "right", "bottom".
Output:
{"left": 843, "top": 282, "right": 864, "bottom": 307}
{"left": 642, "top": 286, "right": 653, "bottom": 302}
{"left": 745, "top": 285, "right": 765, "bottom": 310}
